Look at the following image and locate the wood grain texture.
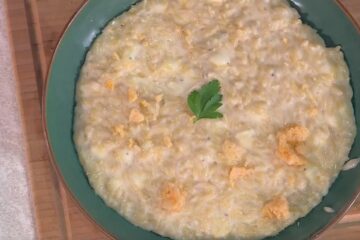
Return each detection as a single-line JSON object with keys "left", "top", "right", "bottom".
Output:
{"left": 5, "top": 0, "right": 108, "bottom": 239}
{"left": 3, "top": 0, "right": 360, "bottom": 239}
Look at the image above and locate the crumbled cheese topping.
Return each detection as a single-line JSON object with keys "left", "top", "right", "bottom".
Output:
{"left": 104, "top": 80, "right": 115, "bottom": 90}
{"left": 277, "top": 125, "right": 309, "bottom": 166}
{"left": 112, "top": 124, "right": 126, "bottom": 137}
{"left": 160, "top": 183, "right": 186, "bottom": 212}
{"left": 129, "top": 109, "right": 145, "bottom": 123}
{"left": 262, "top": 196, "right": 290, "bottom": 220}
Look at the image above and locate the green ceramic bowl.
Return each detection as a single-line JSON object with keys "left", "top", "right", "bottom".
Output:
{"left": 44, "top": 0, "right": 360, "bottom": 239}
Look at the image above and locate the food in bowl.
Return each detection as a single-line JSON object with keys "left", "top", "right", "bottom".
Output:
{"left": 73, "top": 0, "right": 356, "bottom": 239}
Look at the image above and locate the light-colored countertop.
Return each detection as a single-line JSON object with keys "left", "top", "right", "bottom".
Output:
{"left": 0, "top": 1, "right": 35, "bottom": 239}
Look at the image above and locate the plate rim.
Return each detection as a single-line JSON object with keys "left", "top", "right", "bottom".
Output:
{"left": 41, "top": 0, "right": 117, "bottom": 239}
{"left": 42, "top": 1, "right": 360, "bottom": 239}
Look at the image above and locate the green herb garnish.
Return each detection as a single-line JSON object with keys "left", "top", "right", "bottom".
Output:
{"left": 187, "top": 79, "right": 223, "bottom": 122}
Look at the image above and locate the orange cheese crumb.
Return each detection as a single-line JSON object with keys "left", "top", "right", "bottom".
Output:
{"left": 262, "top": 196, "right": 290, "bottom": 220}
{"left": 129, "top": 109, "right": 145, "bottom": 123}
{"left": 105, "top": 80, "right": 115, "bottom": 90}
{"left": 160, "top": 183, "right": 185, "bottom": 212}
{"left": 277, "top": 125, "right": 309, "bottom": 166}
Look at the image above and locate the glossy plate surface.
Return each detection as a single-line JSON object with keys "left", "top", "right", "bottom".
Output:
{"left": 44, "top": 0, "right": 360, "bottom": 239}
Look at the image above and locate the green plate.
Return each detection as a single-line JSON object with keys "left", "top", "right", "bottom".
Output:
{"left": 44, "top": 1, "right": 360, "bottom": 239}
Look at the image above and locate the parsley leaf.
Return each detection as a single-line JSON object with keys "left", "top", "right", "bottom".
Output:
{"left": 187, "top": 79, "right": 223, "bottom": 122}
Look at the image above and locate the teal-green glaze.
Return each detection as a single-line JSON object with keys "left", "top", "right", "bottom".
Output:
{"left": 44, "top": 1, "right": 360, "bottom": 239}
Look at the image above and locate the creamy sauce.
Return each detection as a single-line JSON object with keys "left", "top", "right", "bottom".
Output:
{"left": 74, "top": 0, "right": 356, "bottom": 239}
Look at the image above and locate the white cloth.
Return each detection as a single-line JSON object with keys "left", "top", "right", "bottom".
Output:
{"left": 0, "top": 1, "right": 36, "bottom": 239}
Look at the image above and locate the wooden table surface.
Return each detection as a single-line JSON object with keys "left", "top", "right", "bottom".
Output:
{"left": 4, "top": 0, "right": 360, "bottom": 239}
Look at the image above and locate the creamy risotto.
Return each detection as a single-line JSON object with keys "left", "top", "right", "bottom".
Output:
{"left": 74, "top": 0, "right": 356, "bottom": 239}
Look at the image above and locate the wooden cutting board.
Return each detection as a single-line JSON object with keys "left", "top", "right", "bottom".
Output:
{"left": 4, "top": 0, "right": 360, "bottom": 239}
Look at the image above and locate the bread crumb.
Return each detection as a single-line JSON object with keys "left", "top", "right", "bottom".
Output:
{"left": 262, "top": 196, "right": 290, "bottom": 220}
{"left": 152, "top": 95, "right": 162, "bottom": 121}
{"left": 140, "top": 100, "right": 150, "bottom": 108}
{"left": 180, "top": 27, "right": 192, "bottom": 47}
{"left": 188, "top": 115, "right": 196, "bottom": 123}
{"left": 113, "top": 52, "right": 120, "bottom": 61}
{"left": 112, "top": 124, "right": 126, "bottom": 137}
{"left": 129, "top": 109, "right": 145, "bottom": 123}
{"left": 155, "top": 94, "right": 163, "bottom": 103}
{"left": 306, "top": 106, "right": 318, "bottom": 118}
{"left": 163, "top": 135, "right": 173, "bottom": 148}
{"left": 128, "top": 88, "right": 138, "bottom": 102}
{"left": 287, "top": 175, "right": 296, "bottom": 188}
{"left": 128, "top": 138, "right": 136, "bottom": 148}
